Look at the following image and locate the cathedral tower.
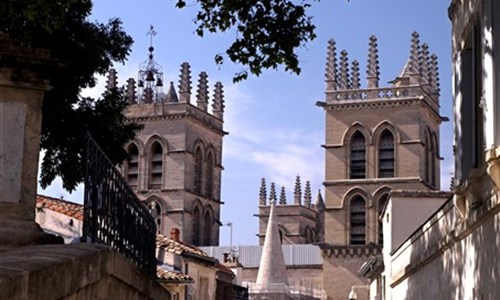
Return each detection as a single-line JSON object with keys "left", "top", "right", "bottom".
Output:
{"left": 256, "top": 176, "right": 324, "bottom": 245}
{"left": 316, "top": 33, "right": 446, "bottom": 299}
{"left": 116, "top": 29, "right": 226, "bottom": 246}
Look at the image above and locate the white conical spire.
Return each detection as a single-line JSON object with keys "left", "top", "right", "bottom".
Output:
{"left": 255, "top": 203, "right": 288, "bottom": 286}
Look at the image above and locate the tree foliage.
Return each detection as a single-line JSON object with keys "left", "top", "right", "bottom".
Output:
{"left": 176, "top": 0, "right": 317, "bottom": 82}
{"left": 0, "top": 0, "right": 141, "bottom": 191}
{"left": 0, "top": 0, "right": 323, "bottom": 190}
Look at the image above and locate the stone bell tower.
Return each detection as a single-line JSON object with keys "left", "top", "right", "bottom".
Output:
{"left": 256, "top": 176, "right": 325, "bottom": 245}
{"left": 114, "top": 27, "right": 226, "bottom": 246}
{"left": 316, "top": 33, "right": 446, "bottom": 299}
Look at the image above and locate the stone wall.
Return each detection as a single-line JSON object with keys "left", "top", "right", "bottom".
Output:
{"left": 0, "top": 243, "right": 170, "bottom": 300}
{"left": 322, "top": 254, "right": 370, "bottom": 300}
{"left": 389, "top": 189, "right": 500, "bottom": 299}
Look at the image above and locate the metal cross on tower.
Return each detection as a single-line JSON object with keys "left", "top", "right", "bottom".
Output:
{"left": 137, "top": 25, "right": 164, "bottom": 103}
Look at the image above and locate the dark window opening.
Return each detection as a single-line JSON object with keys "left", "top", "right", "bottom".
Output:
{"left": 350, "top": 196, "right": 366, "bottom": 245}
{"left": 378, "top": 194, "right": 389, "bottom": 245}
{"left": 350, "top": 132, "right": 366, "bottom": 179}
{"left": 193, "top": 206, "right": 200, "bottom": 245}
{"left": 378, "top": 130, "right": 394, "bottom": 178}
{"left": 194, "top": 148, "right": 203, "bottom": 195}
{"left": 150, "top": 142, "right": 163, "bottom": 189}
{"left": 127, "top": 144, "right": 139, "bottom": 188}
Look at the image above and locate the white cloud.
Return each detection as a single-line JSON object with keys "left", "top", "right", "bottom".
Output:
{"left": 222, "top": 84, "right": 324, "bottom": 199}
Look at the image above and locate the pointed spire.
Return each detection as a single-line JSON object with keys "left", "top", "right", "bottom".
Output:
{"left": 126, "top": 78, "right": 136, "bottom": 104}
{"left": 303, "top": 181, "right": 312, "bottom": 208}
{"left": 338, "top": 50, "right": 350, "bottom": 90}
{"left": 165, "top": 81, "right": 179, "bottom": 103}
{"left": 269, "top": 182, "right": 277, "bottom": 205}
{"left": 212, "top": 81, "right": 225, "bottom": 120}
{"left": 408, "top": 32, "right": 421, "bottom": 84}
{"left": 279, "top": 186, "right": 287, "bottom": 205}
{"left": 429, "top": 53, "right": 440, "bottom": 95}
{"left": 259, "top": 178, "right": 267, "bottom": 205}
{"left": 179, "top": 62, "right": 191, "bottom": 103}
{"left": 409, "top": 32, "right": 420, "bottom": 72}
{"left": 314, "top": 190, "right": 325, "bottom": 212}
{"left": 106, "top": 68, "right": 118, "bottom": 91}
{"left": 351, "top": 60, "right": 360, "bottom": 90}
{"left": 293, "top": 175, "right": 302, "bottom": 205}
{"left": 196, "top": 71, "right": 209, "bottom": 111}
{"left": 419, "top": 43, "right": 430, "bottom": 84}
{"left": 366, "top": 35, "right": 380, "bottom": 88}
{"left": 391, "top": 32, "right": 421, "bottom": 85}
{"left": 255, "top": 204, "right": 288, "bottom": 286}
{"left": 325, "top": 39, "right": 338, "bottom": 91}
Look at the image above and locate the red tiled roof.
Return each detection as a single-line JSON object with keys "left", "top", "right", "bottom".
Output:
{"left": 36, "top": 195, "right": 84, "bottom": 221}
{"left": 216, "top": 263, "right": 235, "bottom": 276}
{"left": 156, "top": 234, "right": 216, "bottom": 263}
{"left": 157, "top": 268, "right": 193, "bottom": 283}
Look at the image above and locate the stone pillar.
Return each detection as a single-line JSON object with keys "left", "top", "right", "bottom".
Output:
{"left": 0, "top": 33, "right": 60, "bottom": 251}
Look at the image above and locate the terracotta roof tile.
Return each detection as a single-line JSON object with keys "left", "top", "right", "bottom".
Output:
{"left": 216, "top": 263, "right": 234, "bottom": 276}
{"left": 36, "top": 195, "right": 84, "bottom": 221}
{"left": 156, "top": 234, "right": 215, "bottom": 261}
{"left": 157, "top": 268, "right": 193, "bottom": 283}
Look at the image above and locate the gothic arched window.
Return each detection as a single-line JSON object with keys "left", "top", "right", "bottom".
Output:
{"left": 378, "top": 194, "right": 389, "bottom": 245}
{"left": 430, "top": 133, "right": 437, "bottom": 188}
{"left": 203, "top": 210, "right": 212, "bottom": 246}
{"left": 194, "top": 147, "right": 203, "bottom": 195}
{"left": 378, "top": 130, "right": 395, "bottom": 178}
{"left": 350, "top": 196, "right": 366, "bottom": 245}
{"left": 127, "top": 143, "right": 139, "bottom": 188}
{"left": 311, "top": 229, "right": 317, "bottom": 243}
{"left": 305, "top": 227, "right": 311, "bottom": 243}
{"left": 149, "top": 201, "right": 162, "bottom": 233}
{"left": 205, "top": 152, "right": 214, "bottom": 199}
{"left": 424, "top": 130, "right": 431, "bottom": 184}
{"left": 350, "top": 131, "right": 366, "bottom": 179}
{"left": 192, "top": 206, "right": 201, "bottom": 245}
{"left": 150, "top": 142, "right": 163, "bottom": 189}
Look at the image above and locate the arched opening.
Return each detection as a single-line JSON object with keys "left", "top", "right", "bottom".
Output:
{"left": 126, "top": 143, "right": 139, "bottom": 188}
{"left": 378, "top": 194, "right": 389, "bottom": 245}
{"left": 205, "top": 152, "right": 214, "bottom": 199}
{"left": 311, "top": 229, "right": 317, "bottom": 243}
{"left": 203, "top": 210, "right": 212, "bottom": 246}
{"left": 430, "top": 134, "right": 437, "bottom": 188}
{"left": 194, "top": 147, "right": 203, "bottom": 195}
{"left": 192, "top": 206, "right": 201, "bottom": 246}
{"left": 350, "top": 131, "right": 366, "bottom": 179}
{"left": 424, "top": 130, "right": 431, "bottom": 183}
{"left": 350, "top": 196, "right": 366, "bottom": 245}
{"left": 149, "top": 201, "right": 162, "bottom": 234}
{"left": 150, "top": 142, "right": 163, "bottom": 189}
{"left": 305, "top": 227, "right": 311, "bottom": 243}
{"left": 378, "top": 130, "right": 394, "bottom": 178}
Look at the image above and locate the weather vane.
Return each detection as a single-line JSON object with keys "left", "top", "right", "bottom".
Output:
{"left": 147, "top": 25, "right": 157, "bottom": 48}
{"left": 137, "top": 25, "right": 164, "bottom": 103}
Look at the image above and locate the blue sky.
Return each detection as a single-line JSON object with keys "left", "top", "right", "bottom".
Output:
{"left": 39, "top": 0, "right": 454, "bottom": 246}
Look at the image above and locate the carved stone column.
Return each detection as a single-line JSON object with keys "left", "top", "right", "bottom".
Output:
{"left": 0, "top": 33, "right": 61, "bottom": 251}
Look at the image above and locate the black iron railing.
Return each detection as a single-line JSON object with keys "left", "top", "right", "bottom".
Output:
{"left": 83, "top": 133, "right": 156, "bottom": 277}
{"left": 216, "top": 280, "right": 249, "bottom": 300}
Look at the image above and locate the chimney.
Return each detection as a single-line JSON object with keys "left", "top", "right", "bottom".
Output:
{"left": 170, "top": 228, "right": 180, "bottom": 241}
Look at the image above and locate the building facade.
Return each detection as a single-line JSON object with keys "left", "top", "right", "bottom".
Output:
{"left": 114, "top": 42, "right": 226, "bottom": 246}
{"left": 316, "top": 33, "right": 446, "bottom": 299}
{"left": 365, "top": 1, "right": 500, "bottom": 299}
